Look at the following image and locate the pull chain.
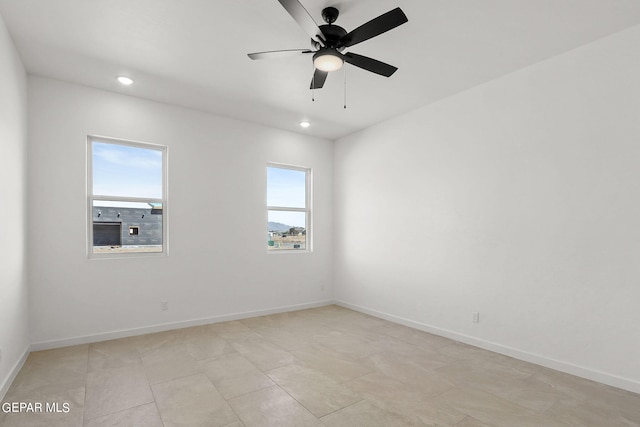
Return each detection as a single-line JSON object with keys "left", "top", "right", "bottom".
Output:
{"left": 343, "top": 63, "right": 347, "bottom": 109}
{"left": 312, "top": 63, "right": 315, "bottom": 102}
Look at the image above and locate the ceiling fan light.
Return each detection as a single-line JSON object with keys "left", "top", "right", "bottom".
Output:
{"left": 313, "top": 50, "right": 343, "bottom": 72}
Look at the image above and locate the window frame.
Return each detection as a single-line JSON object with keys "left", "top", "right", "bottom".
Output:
{"left": 266, "top": 162, "right": 312, "bottom": 253}
{"left": 87, "top": 135, "right": 168, "bottom": 258}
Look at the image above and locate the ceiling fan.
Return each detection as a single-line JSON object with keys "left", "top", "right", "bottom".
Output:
{"left": 248, "top": 0, "right": 408, "bottom": 90}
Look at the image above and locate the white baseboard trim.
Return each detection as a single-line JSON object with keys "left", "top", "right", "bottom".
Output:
{"left": 31, "top": 300, "right": 333, "bottom": 352}
{"left": 335, "top": 300, "right": 640, "bottom": 395}
{"left": 0, "top": 345, "right": 30, "bottom": 401}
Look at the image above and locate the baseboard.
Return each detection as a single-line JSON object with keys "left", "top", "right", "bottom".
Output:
{"left": 31, "top": 299, "right": 333, "bottom": 351}
{"left": 335, "top": 300, "right": 640, "bottom": 395}
{"left": 0, "top": 345, "right": 30, "bottom": 401}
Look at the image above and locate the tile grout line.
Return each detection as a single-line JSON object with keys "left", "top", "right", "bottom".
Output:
{"left": 81, "top": 344, "right": 89, "bottom": 426}
{"left": 141, "top": 339, "right": 167, "bottom": 427}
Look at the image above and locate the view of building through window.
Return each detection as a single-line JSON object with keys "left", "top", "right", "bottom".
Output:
{"left": 267, "top": 165, "right": 309, "bottom": 251}
{"left": 89, "top": 137, "right": 166, "bottom": 255}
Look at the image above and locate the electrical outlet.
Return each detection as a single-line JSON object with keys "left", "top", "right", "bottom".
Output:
{"left": 161, "top": 301, "right": 168, "bottom": 311}
{"left": 472, "top": 312, "right": 480, "bottom": 323}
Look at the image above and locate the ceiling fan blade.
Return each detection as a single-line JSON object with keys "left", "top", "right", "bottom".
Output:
{"left": 248, "top": 49, "right": 313, "bottom": 60}
{"left": 310, "top": 68, "right": 328, "bottom": 89}
{"left": 343, "top": 52, "right": 398, "bottom": 77}
{"left": 277, "top": 0, "right": 326, "bottom": 45}
{"left": 337, "top": 7, "right": 408, "bottom": 49}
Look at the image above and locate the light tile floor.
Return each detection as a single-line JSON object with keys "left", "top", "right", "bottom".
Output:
{"left": 2, "top": 305, "right": 639, "bottom": 426}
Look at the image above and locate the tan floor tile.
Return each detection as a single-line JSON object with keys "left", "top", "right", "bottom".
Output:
{"left": 320, "top": 400, "right": 423, "bottom": 427}
{"left": 454, "top": 416, "right": 495, "bottom": 426}
{"left": 152, "top": 374, "right": 239, "bottom": 427}
{"left": 133, "top": 329, "right": 182, "bottom": 355}
{"left": 301, "top": 305, "right": 352, "bottom": 319}
{"left": 206, "top": 320, "right": 262, "bottom": 341}
{"left": 142, "top": 355, "right": 202, "bottom": 385}
{"left": 291, "top": 344, "right": 374, "bottom": 383}
{"left": 534, "top": 366, "right": 640, "bottom": 417}
{"left": 1, "top": 387, "right": 84, "bottom": 427}
{"left": 329, "top": 322, "right": 427, "bottom": 358}
{"left": 216, "top": 369, "right": 275, "bottom": 400}
{"left": 88, "top": 338, "right": 142, "bottom": 372}
{"left": 84, "top": 363, "right": 154, "bottom": 420}
{"left": 483, "top": 373, "right": 577, "bottom": 412}
{"left": 230, "top": 338, "right": 297, "bottom": 371}
{"left": 321, "top": 310, "right": 390, "bottom": 331}
{"left": 227, "top": 386, "right": 322, "bottom": 427}
{"left": 27, "top": 345, "right": 89, "bottom": 366}
{"left": 4, "top": 306, "right": 640, "bottom": 427}
{"left": 200, "top": 352, "right": 274, "bottom": 399}
{"left": 137, "top": 334, "right": 188, "bottom": 361}
{"left": 367, "top": 335, "right": 431, "bottom": 356}
{"left": 350, "top": 367, "right": 454, "bottom": 398}
{"left": 4, "top": 367, "right": 86, "bottom": 402}
{"left": 435, "top": 359, "right": 532, "bottom": 398}
{"left": 5, "top": 348, "right": 88, "bottom": 400}
{"left": 544, "top": 399, "right": 640, "bottom": 427}
{"left": 432, "top": 386, "right": 538, "bottom": 427}
{"left": 239, "top": 311, "right": 317, "bottom": 330}
{"left": 310, "top": 330, "right": 384, "bottom": 359}
{"left": 83, "top": 402, "right": 163, "bottom": 427}
{"left": 200, "top": 353, "right": 258, "bottom": 382}
{"left": 377, "top": 323, "right": 454, "bottom": 350}
{"left": 584, "top": 386, "right": 640, "bottom": 425}
{"left": 392, "top": 346, "right": 452, "bottom": 372}
{"left": 140, "top": 340, "right": 202, "bottom": 385}
{"left": 345, "top": 372, "right": 464, "bottom": 425}
{"left": 182, "top": 327, "right": 235, "bottom": 360}
{"left": 437, "top": 342, "right": 501, "bottom": 362}
{"left": 253, "top": 326, "right": 317, "bottom": 351}
{"left": 184, "top": 332, "right": 236, "bottom": 361}
{"left": 402, "top": 401, "right": 468, "bottom": 426}
{"left": 363, "top": 351, "right": 456, "bottom": 390}
{"left": 437, "top": 342, "right": 538, "bottom": 377}
{"left": 266, "top": 364, "right": 360, "bottom": 417}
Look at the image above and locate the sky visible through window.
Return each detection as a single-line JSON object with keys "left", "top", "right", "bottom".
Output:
{"left": 92, "top": 141, "right": 163, "bottom": 207}
{"left": 267, "top": 167, "right": 306, "bottom": 227}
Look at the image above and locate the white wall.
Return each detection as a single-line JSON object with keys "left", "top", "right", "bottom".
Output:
{"left": 334, "top": 25, "right": 640, "bottom": 392}
{"left": 27, "top": 77, "right": 333, "bottom": 347}
{"left": 0, "top": 14, "right": 29, "bottom": 398}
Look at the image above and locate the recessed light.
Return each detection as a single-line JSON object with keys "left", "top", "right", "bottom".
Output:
{"left": 117, "top": 76, "right": 134, "bottom": 86}
{"left": 299, "top": 121, "right": 311, "bottom": 128}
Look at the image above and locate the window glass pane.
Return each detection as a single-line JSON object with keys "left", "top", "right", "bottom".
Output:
{"left": 92, "top": 141, "right": 163, "bottom": 198}
{"left": 267, "top": 167, "right": 306, "bottom": 208}
{"left": 92, "top": 200, "right": 163, "bottom": 254}
{"left": 267, "top": 210, "right": 306, "bottom": 250}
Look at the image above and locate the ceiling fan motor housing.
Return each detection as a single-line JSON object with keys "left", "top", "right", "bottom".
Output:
{"left": 311, "top": 23, "right": 347, "bottom": 50}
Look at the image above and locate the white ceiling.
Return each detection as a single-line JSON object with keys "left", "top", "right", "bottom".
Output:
{"left": 1, "top": 0, "right": 640, "bottom": 140}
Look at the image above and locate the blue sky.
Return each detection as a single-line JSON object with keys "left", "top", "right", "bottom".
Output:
{"left": 267, "top": 166, "right": 306, "bottom": 227}
{"left": 92, "top": 141, "right": 163, "bottom": 199}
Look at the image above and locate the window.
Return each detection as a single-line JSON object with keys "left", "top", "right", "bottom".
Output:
{"left": 267, "top": 164, "right": 310, "bottom": 251}
{"left": 88, "top": 136, "right": 167, "bottom": 256}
